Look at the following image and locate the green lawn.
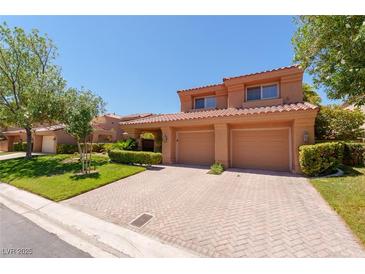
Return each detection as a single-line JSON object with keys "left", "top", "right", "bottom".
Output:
{"left": 311, "top": 166, "right": 365, "bottom": 246}
{"left": 0, "top": 154, "right": 145, "bottom": 201}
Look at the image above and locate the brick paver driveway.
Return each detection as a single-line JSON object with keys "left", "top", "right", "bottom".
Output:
{"left": 63, "top": 165, "right": 365, "bottom": 257}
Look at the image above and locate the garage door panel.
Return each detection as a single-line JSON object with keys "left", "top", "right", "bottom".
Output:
{"left": 177, "top": 131, "right": 214, "bottom": 165}
{"left": 42, "top": 135, "right": 56, "bottom": 154}
{"left": 232, "top": 129, "right": 290, "bottom": 171}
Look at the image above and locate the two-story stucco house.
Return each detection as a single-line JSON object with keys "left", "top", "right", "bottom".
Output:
{"left": 120, "top": 65, "right": 319, "bottom": 173}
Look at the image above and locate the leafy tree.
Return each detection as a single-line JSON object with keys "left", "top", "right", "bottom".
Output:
{"left": 0, "top": 23, "right": 66, "bottom": 158}
{"left": 303, "top": 83, "right": 322, "bottom": 105}
{"left": 315, "top": 105, "right": 365, "bottom": 140}
{"left": 293, "top": 16, "right": 365, "bottom": 106}
{"left": 141, "top": 132, "right": 154, "bottom": 140}
{"left": 62, "top": 88, "right": 105, "bottom": 174}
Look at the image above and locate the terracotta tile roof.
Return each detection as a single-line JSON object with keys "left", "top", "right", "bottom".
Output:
{"left": 104, "top": 113, "right": 153, "bottom": 121}
{"left": 3, "top": 124, "right": 65, "bottom": 134}
{"left": 118, "top": 113, "right": 153, "bottom": 121}
{"left": 2, "top": 129, "right": 25, "bottom": 135}
{"left": 222, "top": 64, "right": 300, "bottom": 81}
{"left": 177, "top": 65, "right": 300, "bottom": 93}
{"left": 121, "top": 102, "right": 318, "bottom": 126}
{"left": 177, "top": 83, "right": 224, "bottom": 93}
{"left": 35, "top": 124, "right": 65, "bottom": 132}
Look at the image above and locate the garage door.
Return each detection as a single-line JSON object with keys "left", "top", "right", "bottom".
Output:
{"left": 231, "top": 128, "right": 290, "bottom": 171}
{"left": 42, "top": 135, "right": 56, "bottom": 154}
{"left": 176, "top": 131, "right": 214, "bottom": 165}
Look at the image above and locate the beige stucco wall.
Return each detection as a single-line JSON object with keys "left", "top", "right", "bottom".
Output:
{"left": 33, "top": 135, "right": 43, "bottom": 152}
{"left": 4, "top": 133, "right": 27, "bottom": 151}
{"left": 122, "top": 109, "right": 317, "bottom": 173}
{"left": 55, "top": 130, "right": 77, "bottom": 145}
{"left": 33, "top": 130, "right": 76, "bottom": 152}
{"left": 93, "top": 115, "right": 125, "bottom": 141}
{"left": 178, "top": 67, "right": 304, "bottom": 112}
{"left": 0, "top": 140, "right": 8, "bottom": 152}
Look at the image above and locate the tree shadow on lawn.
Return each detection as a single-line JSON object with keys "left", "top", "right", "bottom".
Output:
{"left": 70, "top": 171, "right": 101, "bottom": 180}
{"left": 0, "top": 155, "right": 107, "bottom": 182}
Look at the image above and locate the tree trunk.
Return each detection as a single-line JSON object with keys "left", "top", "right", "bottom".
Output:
{"left": 77, "top": 142, "right": 82, "bottom": 160}
{"left": 90, "top": 140, "right": 93, "bottom": 171}
{"left": 25, "top": 127, "right": 32, "bottom": 159}
{"left": 77, "top": 141, "right": 84, "bottom": 173}
{"left": 83, "top": 138, "right": 87, "bottom": 174}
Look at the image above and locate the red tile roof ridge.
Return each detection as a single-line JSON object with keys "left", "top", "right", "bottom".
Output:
{"left": 222, "top": 64, "right": 300, "bottom": 81}
{"left": 177, "top": 65, "right": 300, "bottom": 93}
{"left": 177, "top": 83, "right": 224, "bottom": 93}
{"left": 120, "top": 102, "right": 318, "bottom": 125}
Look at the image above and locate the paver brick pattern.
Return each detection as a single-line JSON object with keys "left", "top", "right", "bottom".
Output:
{"left": 63, "top": 165, "right": 365, "bottom": 257}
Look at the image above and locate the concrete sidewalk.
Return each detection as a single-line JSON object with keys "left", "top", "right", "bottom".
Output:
{"left": 0, "top": 152, "right": 46, "bottom": 161}
{"left": 0, "top": 183, "right": 197, "bottom": 258}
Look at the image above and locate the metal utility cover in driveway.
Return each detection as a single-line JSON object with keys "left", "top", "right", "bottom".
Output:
{"left": 130, "top": 213, "right": 153, "bottom": 228}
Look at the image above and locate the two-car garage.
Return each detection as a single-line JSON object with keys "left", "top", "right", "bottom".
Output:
{"left": 175, "top": 128, "right": 291, "bottom": 172}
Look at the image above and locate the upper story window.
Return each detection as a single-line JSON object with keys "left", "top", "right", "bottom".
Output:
{"left": 246, "top": 84, "right": 279, "bottom": 101}
{"left": 194, "top": 96, "right": 217, "bottom": 109}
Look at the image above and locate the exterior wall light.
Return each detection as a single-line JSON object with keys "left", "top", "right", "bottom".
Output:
{"left": 303, "top": 131, "right": 309, "bottom": 144}
{"left": 162, "top": 134, "right": 168, "bottom": 143}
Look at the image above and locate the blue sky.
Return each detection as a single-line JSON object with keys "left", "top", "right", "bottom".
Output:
{"left": 1, "top": 16, "right": 338, "bottom": 115}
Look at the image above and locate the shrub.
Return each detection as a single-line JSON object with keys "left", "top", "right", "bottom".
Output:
{"left": 343, "top": 143, "right": 365, "bottom": 166}
{"left": 57, "top": 143, "right": 107, "bottom": 154}
{"left": 315, "top": 105, "right": 365, "bottom": 140}
{"left": 104, "top": 138, "right": 137, "bottom": 152}
{"left": 13, "top": 142, "right": 28, "bottom": 152}
{"left": 57, "top": 144, "right": 78, "bottom": 154}
{"left": 108, "top": 149, "right": 162, "bottom": 165}
{"left": 140, "top": 132, "right": 154, "bottom": 140}
{"left": 209, "top": 162, "right": 224, "bottom": 175}
{"left": 299, "top": 142, "right": 344, "bottom": 176}
{"left": 91, "top": 143, "right": 106, "bottom": 153}
{"left": 121, "top": 138, "right": 138, "bottom": 150}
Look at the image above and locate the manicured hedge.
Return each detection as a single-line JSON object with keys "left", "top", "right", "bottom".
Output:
{"left": 299, "top": 142, "right": 344, "bottom": 177}
{"left": 13, "top": 142, "right": 28, "bottom": 152}
{"left": 57, "top": 144, "right": 78, "bottom": 154}
{"left": 108, "top": 149, "right": 162, "bottom": 165}
{"left": 56, "top": 143, "right": 107, "bottom": 154}
{"left": 343, "top": 143, "right": 365, "bottom": 166}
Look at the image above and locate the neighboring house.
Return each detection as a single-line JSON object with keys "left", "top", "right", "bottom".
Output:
{"left": 92, "top": 113, "right": 152, "bottom": 142}
{"left": 120, "top": 65, "right": 319, "bottom": 173}
{"left": 2, "top": 125, "right": 74, "bottom": 153}
{"left": 1, "top": 113, "right": 152, "bottom": 153}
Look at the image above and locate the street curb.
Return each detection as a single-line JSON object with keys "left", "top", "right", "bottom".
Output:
{"left": 0, "top": 183, "right": 198, "bottom": 258}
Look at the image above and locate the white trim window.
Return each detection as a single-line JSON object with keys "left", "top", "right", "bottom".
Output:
{"left": 194, "top": 96, "right": 217, "bottom": 109}
{"left": 246, "top": 84, "right": 279, "bottom": 101}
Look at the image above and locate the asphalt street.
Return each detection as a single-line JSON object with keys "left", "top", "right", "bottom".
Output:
{"left": 0, "top": 203, "right": 91, "bottom": 258}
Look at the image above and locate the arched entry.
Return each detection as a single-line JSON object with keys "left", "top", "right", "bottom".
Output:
{"left": 139, "top": 131, "right": 162, "bottom": 153}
